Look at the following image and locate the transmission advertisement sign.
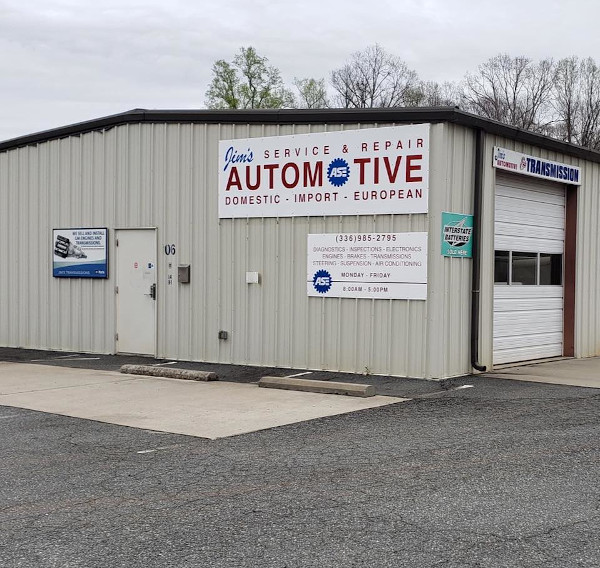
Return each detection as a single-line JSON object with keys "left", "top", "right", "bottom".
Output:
{"left": 493, "top": 147, "right": 581, "bottom": 185}
{"left": 307, "top": 232, "right": 428, "bottom": 300}
{"left": 219, "top": 124, "right": 429, "bottom": 218}
{"left": 53, "top": 228, "right": 108, "bottom": 278}
{"left": 441, "top": 212, "right": 474, "bottom": 257}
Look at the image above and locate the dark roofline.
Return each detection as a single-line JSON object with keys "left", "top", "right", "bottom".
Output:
{"left": 2, "top": 106, "right": 600, "bottom": 163}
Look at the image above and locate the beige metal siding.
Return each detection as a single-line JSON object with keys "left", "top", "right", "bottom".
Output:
{"left": 0, "top": 120, "right": 478, "bottom": 378}
{"left": 574, "top": 158, "right": 600, "bottom": 358}
{"left": 427, "top": 123, "right": 475, "bottom": 378}
{"left": 477, "top": 136, "right": 600, "bottom": 368}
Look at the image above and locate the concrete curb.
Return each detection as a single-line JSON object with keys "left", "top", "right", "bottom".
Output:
{"left": 120, "top": 364, "right": 218, "bottom": 381}
{"left": 258, "top": 376, "right": 375, "bottom": 397}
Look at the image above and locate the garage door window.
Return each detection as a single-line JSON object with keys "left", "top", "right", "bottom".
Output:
{"left": 539, "top": 253, "right": 562, "bottom": 285}
{"left": 494, "top": 251, "right": 562, "bottom": 285}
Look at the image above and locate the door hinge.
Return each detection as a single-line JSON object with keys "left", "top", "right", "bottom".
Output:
{"left": 115, "top": 286, "right": 119, "bottom": 294}
{"left": 115, "top": 333, "right": 119, "bottom": 341}
{"left": 115, "top": 238, "right": 119, "bottom": 247}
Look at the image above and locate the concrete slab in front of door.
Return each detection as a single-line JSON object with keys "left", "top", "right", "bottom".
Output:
{"left": 0, "top": 362, "right": 407, "bottom": 439}
{"left": 486, "top": 357, "right": 600, "bottom": 389}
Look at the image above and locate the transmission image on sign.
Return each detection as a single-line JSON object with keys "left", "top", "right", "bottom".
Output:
{"left": 441, "top": 212, "right": 473, "bottom": 257}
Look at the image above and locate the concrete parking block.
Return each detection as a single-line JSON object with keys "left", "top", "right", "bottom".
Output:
{"left": 120, "top": 364, "right": 218, "bottom": 381}
{"left": 259, "top": 376, "right": 375, "bottom": 397}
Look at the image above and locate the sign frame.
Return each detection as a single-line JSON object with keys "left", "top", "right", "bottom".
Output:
{"left": 441, "top": 212, "right": 474, "bottom": 258}
{"left": 52, "top": 227, "right": 109, "bottom": 279}
{"left": 219, "top": 124, "right": 430, "bottom": 218}
{"left": 307, "top": 232, "right": 428, "bottom": 300}
{"left": 493, "top": 146, "right": 581, "bottom": 185}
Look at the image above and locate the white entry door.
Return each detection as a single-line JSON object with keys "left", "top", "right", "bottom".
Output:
{"left": 116, "top": 229, "right": 157, "bottom": 355}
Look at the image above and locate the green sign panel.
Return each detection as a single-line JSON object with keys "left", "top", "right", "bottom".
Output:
{"left": 441, "top": 212, "right": 473, "bottom": 258}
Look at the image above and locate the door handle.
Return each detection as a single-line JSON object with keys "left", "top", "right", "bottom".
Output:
{"left": 147, "top": 283, "right": 156, "bottom": 300}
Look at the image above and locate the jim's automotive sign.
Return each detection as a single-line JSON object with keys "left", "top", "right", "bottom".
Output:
{"left": 218, "top": 124, "right": 430, "bottom": 218}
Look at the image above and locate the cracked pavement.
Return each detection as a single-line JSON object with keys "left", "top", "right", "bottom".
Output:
{"left": 1, "top": 375, "right": 600, "bottom": 567}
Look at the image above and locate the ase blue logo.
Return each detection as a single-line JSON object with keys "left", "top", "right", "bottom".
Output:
{"left": 312, "top": 270, "right": 332, "bottom": 294}
{"left": 327, "top": 158, "right": 350, "bottom": 187}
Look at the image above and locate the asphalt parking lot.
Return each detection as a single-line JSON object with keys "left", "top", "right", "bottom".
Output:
{"left": 1, "top": 351, "right": 599, "bottom": 567}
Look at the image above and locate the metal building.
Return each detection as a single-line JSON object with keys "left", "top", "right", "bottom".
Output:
{"left": 1, "top": 107, "right": 598, "bottom": 379}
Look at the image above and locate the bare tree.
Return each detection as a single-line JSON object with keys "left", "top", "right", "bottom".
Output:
{"left": 205, "top": 47, "right": 294, "bottom": 109}
{"left": 553, "top": 57, "right": 600, "bottom": 149}
{"left": 330, "top": 45, "right": 419, "bottom": 108}
{"left": 412, "top": 80, "right": 460, "bottom": 107}
{"left": 294, "top": 77, "right": 329, "bottom": 109}
{"left": 461, "top": 54, "right": 555, "bottom": 132}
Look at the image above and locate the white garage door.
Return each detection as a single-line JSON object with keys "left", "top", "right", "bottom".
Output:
{"left": 493, "top": 172, "right": 565, "bottom": 365}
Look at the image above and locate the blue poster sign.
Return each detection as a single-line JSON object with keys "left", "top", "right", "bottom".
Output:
{"left": 53, "top": 228, "right": 108, "bottom": 278}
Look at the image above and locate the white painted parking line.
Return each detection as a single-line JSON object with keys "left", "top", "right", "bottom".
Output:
{"left": 30, "top": 356, "right": 101, "bottom": 362}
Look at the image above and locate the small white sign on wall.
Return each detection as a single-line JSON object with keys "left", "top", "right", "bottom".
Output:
{"left": 307, "top": 232, "right": 428, "bottom": 300}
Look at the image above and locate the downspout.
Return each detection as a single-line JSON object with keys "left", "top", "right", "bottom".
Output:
{"left": 471, "top": 128, "right": 487, "bottom": 372}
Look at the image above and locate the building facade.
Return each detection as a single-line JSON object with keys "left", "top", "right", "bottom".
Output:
{"left": 1, "top": 108, "right": 599, "bottom": 379}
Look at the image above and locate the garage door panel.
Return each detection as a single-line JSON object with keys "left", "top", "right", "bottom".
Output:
{"left": 496, "top": 171, "right": 567, "bottom": 196}
{"left": 494, "top": 297, "right": 563, "bottom": 312}
{"left": 493, "top": 344, "right": 563, "bottom": 365}
{"left": 493, "top": 332, "right": 563, "bottom": 351}
{"left": 496, "top": 185, "right": 566, "bottom": 207}
{"left": 493, "top": 172, "right": 565, "bottom": 366}
{"left": 495, "top": 236, "right": 564, "bottom": 254}
{"left": 495, "top": 196, "right": 564, "bottom": 219}
{"left": 495, "top": 222, "right": 564, "bottom": 242}
{"left": 494, "top": 286, "right": 563, "bottom": 300}
{"left": 495, "top": 209, "right": 565, "bottom": 229}
{"left": 494, "top": 311, "right": 563, "bottom": 337}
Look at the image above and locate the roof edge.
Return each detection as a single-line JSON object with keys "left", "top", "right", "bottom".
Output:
{"left": 1, "top": 107, "right": 599, "bottom": 163}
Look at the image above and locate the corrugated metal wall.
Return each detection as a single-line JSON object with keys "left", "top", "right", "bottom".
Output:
{"left": 0, "top": 119, "right": 478, "bottom": 378}
{"left": 477, "top": 135, "right": 600, "bottom": 368}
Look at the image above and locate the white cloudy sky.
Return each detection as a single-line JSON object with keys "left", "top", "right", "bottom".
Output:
{"left": 1, "top": 0, "right": 599, "bottom": 141}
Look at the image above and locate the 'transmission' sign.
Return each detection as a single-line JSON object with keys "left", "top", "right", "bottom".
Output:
{"left": 493, "top": 147, "right": 581, "bottom": 185}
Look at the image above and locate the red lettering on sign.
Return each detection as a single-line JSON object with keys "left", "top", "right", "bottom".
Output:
{"left": 264, "top": 164, "right": 279, "bottom": 189}
{"left": 226, "top": 167, "right": 242, "bottom": 190}
{"left": 384, "top": 156, "right": 402, "bottom": 183}
{"left": 353, "top": 155, "right": 421, "bottom": 184}
{"left": 246, "top": 166, "right": 260, "bottom": 190}
{"left": 304, "top": 162, "right": 323, "bottom": 187}
{"left": 406, "top": 155, "right": 423, "bottom": 182}
{"left": 282, "top": 163, "right": 300, "bottom": 188}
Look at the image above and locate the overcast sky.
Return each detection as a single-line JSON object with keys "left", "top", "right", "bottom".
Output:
{"left": 1, "top": 0, "right": 599, "bottom": 141}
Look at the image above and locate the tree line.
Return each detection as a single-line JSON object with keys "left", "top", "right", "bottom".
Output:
{"left": 205, "top": 45, "right": 600, "bottom": 150}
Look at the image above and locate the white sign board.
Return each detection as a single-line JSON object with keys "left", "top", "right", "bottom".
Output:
{"left": 307, "top": 233, "right": 428, "bottom": 300}
{"left": 219, "top": 124, "right": 430, "bottom": 218}
{"left": 493, "top": 146, "right": 581, "bottom": 185}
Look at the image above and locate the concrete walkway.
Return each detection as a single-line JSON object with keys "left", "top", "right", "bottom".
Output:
{"left": 0, "top": 362, "right": 406, "bottom": 439}
{"left": 486, "top": 357, "right": 600, "bottom": 388}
